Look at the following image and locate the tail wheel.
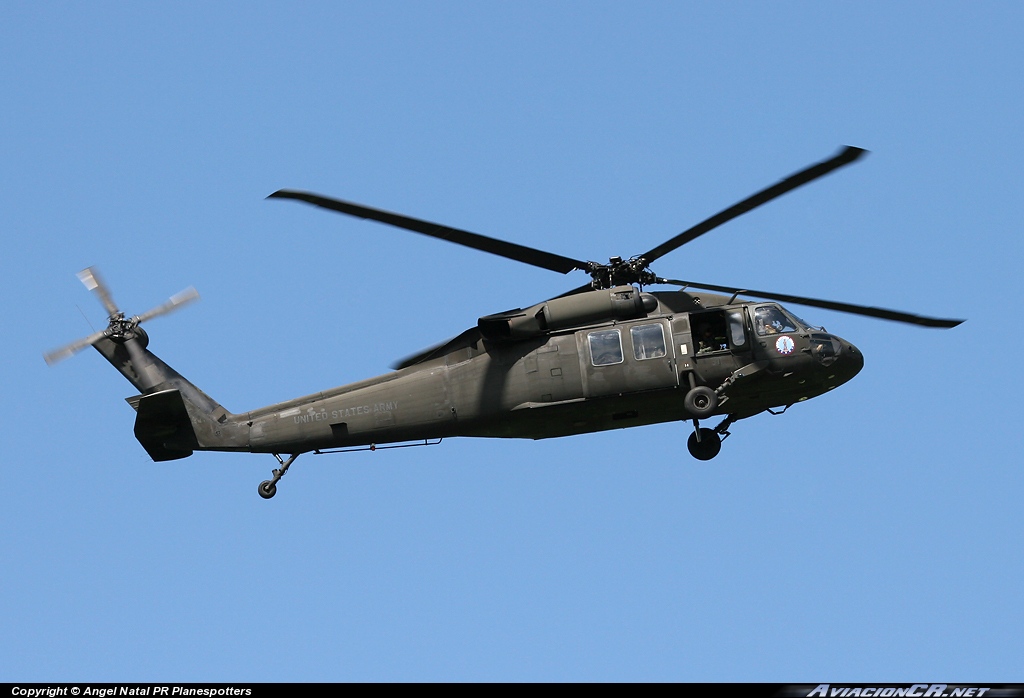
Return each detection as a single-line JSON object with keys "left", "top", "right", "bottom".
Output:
{"left": 684, "top": 386, "right": 718, "bottom": 418}
{"left": 258, "top": 481, "right": 277, "bottom": 499}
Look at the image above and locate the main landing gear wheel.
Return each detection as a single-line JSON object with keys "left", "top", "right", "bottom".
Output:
{"left": 684, "top": 386, "right": 718, "bottom": 419}
{"left": 687, "top": 427, "right": 722, "bottom": 461}
{"left": 258, "top": 480, "right": 277, "bottom": 499}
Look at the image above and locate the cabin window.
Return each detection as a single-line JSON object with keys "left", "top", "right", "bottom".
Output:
{"left": 631, "top": 323, "right": 667, "bottom": 360}
{"left": 589, "top": 329, "right": 623, "bottom": 366}
{"left": 754, "top": 305, "right": 798, "bottom": 336}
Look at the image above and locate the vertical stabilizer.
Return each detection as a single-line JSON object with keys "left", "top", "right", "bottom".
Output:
{"left": 94, "top": 332, "right": 250, "bottom": 456}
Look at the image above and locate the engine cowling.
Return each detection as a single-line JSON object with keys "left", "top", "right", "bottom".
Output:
{"left": 477, "top": 286, "right": 658, "bottom": 341}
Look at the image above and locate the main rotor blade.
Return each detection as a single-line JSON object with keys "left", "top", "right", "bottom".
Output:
{"left": 269, "top": 190, "right": 588, "bottom": 275}
{"left": 77, "top": 267, "right": 120, "bottom": 318}
{"left": 44, "top": 328, "right": 111, "bottom": 365}
{"left": 549, "top": 282, "right": 595, "bottom": 300}
{"left": 659, "top": 279, "right": 964, "bottom": 328}
{"left": 642, "top": 146, "right": 867, "bottom": 264}
{"left": 390, "top": 327, "right": 482, "bottom": 371}
{"left": 133, "top": 287, "right": 200, "bottom": 325}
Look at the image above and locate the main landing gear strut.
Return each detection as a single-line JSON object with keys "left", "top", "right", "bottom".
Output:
{"left": 258, "top": 453, "right": 300, "bottom": 499}
{"left": 686, "top": 414, "right": 737, "bottom": 461}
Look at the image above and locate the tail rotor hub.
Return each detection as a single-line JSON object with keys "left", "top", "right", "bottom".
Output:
{"left": 43, "top": 267, "right": 198, "bottom": 365}
{"left": 106, "top": 314, "right": 139, "bottom": 341}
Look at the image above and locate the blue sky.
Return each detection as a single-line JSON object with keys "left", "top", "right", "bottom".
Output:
{"left": 2, "top": 1, "right": 1022, "bottom": 681}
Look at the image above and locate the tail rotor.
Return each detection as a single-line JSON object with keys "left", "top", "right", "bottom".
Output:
{"left": 44, "top": 267, "right": 199, "bottom": 365}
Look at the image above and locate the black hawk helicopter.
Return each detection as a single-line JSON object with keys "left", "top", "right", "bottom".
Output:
{"left": 45, "top": 146, "right": 963, "bottom": 499}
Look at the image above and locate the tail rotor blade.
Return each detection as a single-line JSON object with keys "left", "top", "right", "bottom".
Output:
{"left": 43, "top": 328, "right": 111, "bottom": 365}
{"left": 47, "top": 270, "right": 200, "bottom": 366}
{"left": 77, "top": 267, "right": 121, "bottom": 318}
{"left": 133, "top": 287, "right": 200, "bottom": 325}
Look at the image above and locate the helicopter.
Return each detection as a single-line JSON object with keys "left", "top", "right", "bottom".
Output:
{"left": 45, "top": 146, "right": 963, "bottom": 499}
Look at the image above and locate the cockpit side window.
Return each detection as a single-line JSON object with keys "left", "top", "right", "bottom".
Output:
{"left": 754, "top": 305, "right": 798, "bottom": 336}
{"left": 588, "top": 329, "right": 623, "bottom": 366}
{"left": 630, "top": 323, "right": 667, "bottom": 360}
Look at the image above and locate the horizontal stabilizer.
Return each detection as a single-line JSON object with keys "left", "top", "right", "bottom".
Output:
{"left": 134, "top": 389, "right": 197, "bottom": 462}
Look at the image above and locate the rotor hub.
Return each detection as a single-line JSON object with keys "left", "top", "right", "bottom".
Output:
{"left": 107, "top": 314, "right": 140, "bottom": 340}
{"left": 586, "top": 256, "right": 658, "bottom": 290}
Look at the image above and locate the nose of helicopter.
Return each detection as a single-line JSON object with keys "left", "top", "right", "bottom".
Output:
{"left": 832, "top": 337, "right": 864, "bottom": 385}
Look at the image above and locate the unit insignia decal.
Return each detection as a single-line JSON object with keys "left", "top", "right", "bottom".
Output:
{"left": 775, "top": 335, "right": 795, "bottom": 355}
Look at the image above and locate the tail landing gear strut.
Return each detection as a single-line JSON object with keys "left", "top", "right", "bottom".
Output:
{"left": 258, "top": 453, "right": 300, "bottom": 499}
{"left": 686, "top": 414, "right": 736, "bottom": 461}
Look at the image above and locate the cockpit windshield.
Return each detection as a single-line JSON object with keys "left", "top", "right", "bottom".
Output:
{"left": 753, "top": 305, "right": 800, "bottom": 336}
{"left": 790, "top": 312, "right": 823, "bottom": 331}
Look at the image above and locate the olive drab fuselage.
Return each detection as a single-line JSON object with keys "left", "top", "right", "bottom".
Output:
{"left": 119, "top": 287, "right": 861, "bottom": 459}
